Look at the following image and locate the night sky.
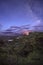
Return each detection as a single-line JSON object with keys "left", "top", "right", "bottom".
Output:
{"left": 0, "top": 0, "right": 43, "bottom": 31}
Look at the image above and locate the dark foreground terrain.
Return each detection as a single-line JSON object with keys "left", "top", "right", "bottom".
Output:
{"left": 0, "top": 32, "right": 43, "bottom": 65}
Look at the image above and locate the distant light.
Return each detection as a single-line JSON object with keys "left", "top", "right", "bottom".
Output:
{"left": 22, "top": 30, "right": 32, "bottom": 35}
{"left": 8, "top": 39, "right": 13, "bottom": 42}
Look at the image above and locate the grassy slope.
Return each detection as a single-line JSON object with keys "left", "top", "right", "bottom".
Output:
{"left": 0, "top": 32, "right": 43, "bottom": 65}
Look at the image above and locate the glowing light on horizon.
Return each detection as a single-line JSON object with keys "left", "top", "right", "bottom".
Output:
{"left": 22, "top": 30, "right": 32, "bottom": 35}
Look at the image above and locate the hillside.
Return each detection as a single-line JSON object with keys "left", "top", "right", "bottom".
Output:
{"left": 0, "top": 32, "right": 43, "bottom": 65}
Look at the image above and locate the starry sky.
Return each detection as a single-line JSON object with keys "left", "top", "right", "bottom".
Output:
{"left": 0, "top": 0, "right": 43, "bottom": 31}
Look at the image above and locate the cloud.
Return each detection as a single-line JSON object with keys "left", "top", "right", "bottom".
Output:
{"left": 28, "top": 0, "right": 43, "bottom": 20}
{"left": 0, "top": 24, "right": 3, "bottom": 30}
{"left": 4, "top": 26, "right": 21, "bottom": 33}
{"left": 32, "top": 20, "right": 43, "bottom": 31}
{"left": 32, "top": 20, "right": 40, "bottom": 26}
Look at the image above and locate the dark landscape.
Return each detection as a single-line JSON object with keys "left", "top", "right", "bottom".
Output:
{"left": 0, "top": 32, "right": 43, "bottom": 65}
